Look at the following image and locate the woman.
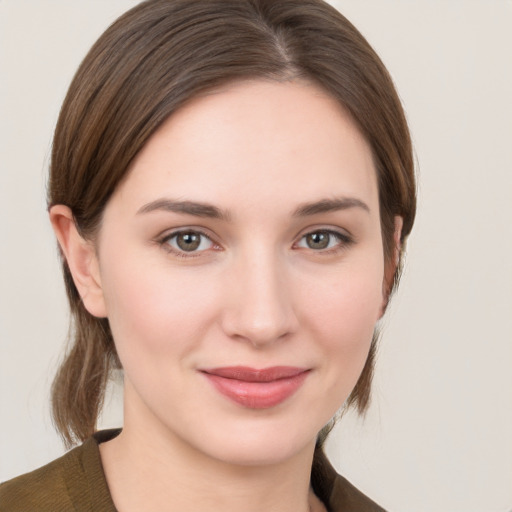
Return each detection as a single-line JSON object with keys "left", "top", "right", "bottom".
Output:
{"left": 0, "top": 0, "right": 415, "bottom": 510}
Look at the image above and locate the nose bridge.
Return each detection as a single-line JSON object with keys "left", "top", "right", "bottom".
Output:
{"left": 223, "top": 245, "right": 296, "bottom": 346}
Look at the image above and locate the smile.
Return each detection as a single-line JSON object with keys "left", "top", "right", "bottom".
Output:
{"left": 201, "top": 366, "right": 310, "bottom": 409}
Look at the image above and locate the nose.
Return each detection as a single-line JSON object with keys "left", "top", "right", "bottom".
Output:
{"left": 221, "top": 251, "right": 298, "bottom": 348}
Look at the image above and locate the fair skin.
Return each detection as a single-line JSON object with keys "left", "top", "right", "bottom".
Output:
{"left": 51, "top": 80, "right": 402, "bottom": 512}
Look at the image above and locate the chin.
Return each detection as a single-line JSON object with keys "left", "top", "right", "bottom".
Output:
{"left": 211, "top": 437, "right": 314, "bottom": 467}
{"left": 180, "top": 415, "right": 322, "bottom": 468}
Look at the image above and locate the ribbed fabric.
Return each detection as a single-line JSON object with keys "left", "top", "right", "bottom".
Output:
{"left": 0, "top": 430, "right": 385, "bottom": 511}
{"left": 0, "top": 430, "right": 118, "bottom": 512}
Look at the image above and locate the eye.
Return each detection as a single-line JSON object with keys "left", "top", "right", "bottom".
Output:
{"left": 296, "top": 229, "right": 351, "bottom": 251}
{"left": 163, "top": 230, "right": 214, "bottom": 254}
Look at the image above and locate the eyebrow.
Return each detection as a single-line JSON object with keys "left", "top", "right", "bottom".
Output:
{"left": 293, "top": 197, "right": 370, "bottom": 217}
{"left": 137, "top": 199, "right": 231, "bottom": 221}
{"left": 137, "top": 196, "right": 369, "bottom": 220}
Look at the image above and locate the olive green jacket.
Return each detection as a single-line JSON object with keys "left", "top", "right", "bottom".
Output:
{"left": 0, "top": 430, "right": 385, "bottom": 511}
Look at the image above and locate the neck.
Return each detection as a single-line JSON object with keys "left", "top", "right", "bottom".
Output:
{"left": 99, "top": 422, "right": 321, "bottom": 512}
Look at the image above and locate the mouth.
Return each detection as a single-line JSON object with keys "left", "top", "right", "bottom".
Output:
{"left": 200, "top": 366, "right": 310, "bottom": 409}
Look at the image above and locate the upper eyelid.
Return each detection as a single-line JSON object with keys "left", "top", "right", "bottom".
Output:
{"left": 159, "top": 226, "right": 216, "bottom": 242}
{"left": 296, "top": 225, "right": 353, "bottom": 241}
{"left": 156, "top": 225, "right": 353, "bottom": 248}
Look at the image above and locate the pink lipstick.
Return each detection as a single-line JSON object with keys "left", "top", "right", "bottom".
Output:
{"left": 201, "top": 366, "right": 309, "bottom": 409}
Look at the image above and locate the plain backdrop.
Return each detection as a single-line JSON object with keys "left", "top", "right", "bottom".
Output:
{"left": 1, "top": 1, "right": 511, "bottom": 511}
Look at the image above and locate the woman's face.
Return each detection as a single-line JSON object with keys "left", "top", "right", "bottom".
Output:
{"left": 92, "top": 80, "right": 388, "bottom": 465}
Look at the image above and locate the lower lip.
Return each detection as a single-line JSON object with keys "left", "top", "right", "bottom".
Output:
{"left": 202, "top": 371, "right": 309, "bottom": 409}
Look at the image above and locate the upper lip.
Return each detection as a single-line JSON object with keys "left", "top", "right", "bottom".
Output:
{"left": 201, "top": 366, "right": 308, "bottom": 382}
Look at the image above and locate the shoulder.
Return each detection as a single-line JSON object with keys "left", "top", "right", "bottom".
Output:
{"left": 312, "top": 447, "right": 386, "bottom": 512}
{"left": 0, "top": 430, "right": 119, "bottom": 512}
{"left": 0, "top": 447, "right": 79, "bottom": 512}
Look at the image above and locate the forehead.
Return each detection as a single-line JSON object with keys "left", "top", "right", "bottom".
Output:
{"left": 111, "top": 80, "right": 378, "bottom": 216}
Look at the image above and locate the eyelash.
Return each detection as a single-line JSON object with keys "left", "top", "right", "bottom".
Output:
{"left": 294, "top": 229, "right": 354, "bottom": 255}
{"left": 159, "top": 229, "right": 218, "bottom": 258}
{"left": 158, "top": 228, "right": 353, "bottom": 258}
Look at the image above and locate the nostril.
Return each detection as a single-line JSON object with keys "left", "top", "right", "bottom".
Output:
{"left": 220, "top": 299, "right": 297, "bottom": 347}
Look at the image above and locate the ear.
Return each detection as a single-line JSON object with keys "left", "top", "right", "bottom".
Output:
{"left": 380, "top": 215, "right": 403, "bottom": 318}
{"left": 49, "top": 205, "right": 107, "bottom": 318}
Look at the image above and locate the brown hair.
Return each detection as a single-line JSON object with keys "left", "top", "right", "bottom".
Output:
{"left": 48, "top": 0, "right": 416, "bottom": 447}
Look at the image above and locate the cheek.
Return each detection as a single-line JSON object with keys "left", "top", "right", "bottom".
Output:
{"left": 100, "top": 254, "right": 219, "bottom": 364}
{"left": 306, "top": 262, "right": 383, "bottom": 333}
{"left": 301, "top": 262, "right": 384, "bottom": 376}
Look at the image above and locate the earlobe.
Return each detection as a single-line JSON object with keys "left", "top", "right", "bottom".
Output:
{"left": 49, "top": 205, "right": 107, "bottom": 318}
{"left": 380, "top": 216, "right": 403, "bottom": 318}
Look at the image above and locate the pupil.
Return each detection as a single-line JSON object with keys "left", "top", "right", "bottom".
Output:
{"left": 177, "top": 232, "right": 200, "bottom": 251}
{"left": 307, "top": 232, "right": 329, "bottom": 249}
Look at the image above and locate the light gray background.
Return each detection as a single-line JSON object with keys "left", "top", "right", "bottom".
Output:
{"left": 1, "top": 1, "right": 511, "bottom": 511}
